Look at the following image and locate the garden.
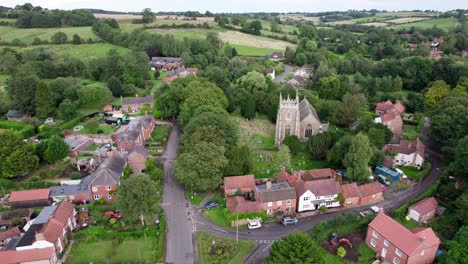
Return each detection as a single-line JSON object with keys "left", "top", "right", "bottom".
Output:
{"left": 196, "top": 231, "right": 255, "bottom": 264}
{"left": 145, "top": 124, "right": 171, "bottom": 156}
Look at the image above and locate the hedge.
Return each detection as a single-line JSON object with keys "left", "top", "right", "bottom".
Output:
{"left": 223, "top": 208, "right": 267, "bottom": 222}
{"left": 59, "top": 115, "right": 83, "bottom": 130}
{"left": 0, "top": 120, "right": 35, "bottom": 138}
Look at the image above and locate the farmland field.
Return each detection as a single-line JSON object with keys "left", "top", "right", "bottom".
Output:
{"left": 385, "top": 17, "right": 431, "bottom": 24}
{"left": 219, "top": 31, "right": 295, "bottom": 50}
{"left": 0, "top": 26, "right": 100, "bottom": 44}
{"left": 94, "top": 13, "right": 141, "bottom": 20}
{"left": 387, "top": 17, "right": 459, "bottom": 30}
{"left": 145, "top": 28, "right": 214, "bottom": 39}
{"left": 376, "top": 11, "right": 439, "bottom": 17}
{"left": 363, "top": 22, "right": 389, "bottom": 27}
{"left": 351, "top": 16, "right": 390, "bottom": 23}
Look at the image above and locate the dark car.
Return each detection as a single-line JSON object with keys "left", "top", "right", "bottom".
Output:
{"left": 204, "top": 201, "right": 220, "bottom": 209}
{"left": 281, "top": 216, "right": 298, "bottom": 226}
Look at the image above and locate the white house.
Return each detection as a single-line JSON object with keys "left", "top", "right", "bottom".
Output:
{"left": 295, "top": 179, "right": 342, "bottom": 212}
{"left": 293, "top": 68, "right": 309, "bottom": 78}
{"left": 384, "top": 139, "right": 425, "bottom": 169}
{"left": 266, "top": 68, "right": 275, "bottom": 79}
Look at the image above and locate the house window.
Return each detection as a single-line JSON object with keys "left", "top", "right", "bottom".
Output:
{"left": 107, "top": 195, "right": 112, "bottom": 200}
{"left": 267, "top": 209, "right": 272, "bottom": 215}
{"left": 393, "top": 257, "right": 400, "bottom": 264}
{"left": 325, "top": 201, "right": 333, "bottom": 206}
{"left": 372, "top": 230, "right": 379, "bottom": 238}
{"left": 92, "top": 186, "right": 97, "bottom": 192}
{"left": 305, "top": 124, "right": 313, "bottom": 138}
{"left": 277, "top": 201, "right": 282, "bottom": 206}
{"left": 93, "top": 195, "right": 100, "bottom": 200}
{"left": 285, "top": 125, "right": 291, "bottom": 136}
{"left": 106, "top": 186, "right": 111, "bottom": 191}
{"left": 384, "top": 240, "right": 389, "bottom": 247}
{"left": 395, "top": 248, "right": 402, "bottom": 257}
{"left": 62, "top": 228, "right": 66, "bottom": 237}
{"left": 304, "top": 197, "right": 310, "bottom": 201}
{"left": 370, "top": 239, "right": 376, "bottom": 247}
{"left": 286, "top": 199, "right": 291, "bottom": 204}
{"left": 303, "top": 204, "right": 309, "bottom": 209}
{"left": 285, "top": 207, "right": 290, "bottom": 212}
{"left": 268, "top": 202, "right": 273, "bottom": 207}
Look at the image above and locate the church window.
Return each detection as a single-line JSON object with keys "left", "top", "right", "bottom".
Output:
{"left": 285, "top": 125, "right": 291, "bottom": 136}
{"left": 305, "top": 124, "right": 313, "bottom": 138}
{"left": 286, "top": 112, "right": 291, "bottom": 120}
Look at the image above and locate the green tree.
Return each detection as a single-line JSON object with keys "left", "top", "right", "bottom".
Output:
{"left": 72, "top": 34, "right": 81, "bottom": 45}
{"left": 308, "top": 132, "right": 335, "bottom": 159}
{"left": 337, "top": 246, "right": 347, "bottom": 258}
{"left": 454, "top": 193, "right": 468, "bottom": 225}
{"left": 224, "top": 145, "right": 253, "bottom": 176}
{"left": 240, "top": 94, "right": 256, "bottom": 119}
{"left": 343, "top": 133, "right": 373, "bottom": 182}
{"left": 118, "top": 174, "right": 158, "bottom": 225}
{"left": 141, "top": 8, "right": 155, "bottom": 23}
{"left": 44, "top": 135, "right": 70, "bottom": 163}
{"left": 6, "top": 70, "right": 38, "bottom": 114}
{"left": 327, "top": 135, "right": 352, "bottom": 166}
{"left": 2, "top": 145, "right": 38, "bottom": 178}
{"left": 107, "top": 76, "right": 123, "bottom": 97}
{"left": 294, "top": 53, "right": 307, "bottom": 66}
{"left": 334, "top": 93, "right": 363, "bottom": 126}
{"left": 277, "top": 144, "right": 291, "bottom": 169}
{"left": 174, "top": 142, "right": 228, "bottom": 191}
{"left": 35, "top": 81, "right": 55, "bottom": 118}
{"left": 57, "top": 99, "right": 77, "bottom": 120}
{"left": 316, "top": 76, "right": 341, "bottom": 100}
{"left": 452, "top": 136, "right": 468, "bottom": 180}
{"left": 238, "top": 71, "right": 270, "bottom": 112}
{"left": 266, "top": 232, "right": 322, "bottom": 264}
{"left": 299, "top": 25, "right": 318, "bottom": 39}
{"left": 283, "top": 135, "right": 302, "bottom": 155}
{"left": 77, "top": 85, "right": 114, "bottom": 107}
{"left": 51, "top": 32, "right": 68, "bottom": 44}
{"left": 424, "top": 80, "right": 450, "bottom": 109}
{"left": 270, "top": 20, "right": 281, "bottom": 32}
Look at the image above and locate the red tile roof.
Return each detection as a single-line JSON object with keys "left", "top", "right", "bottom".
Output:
{"left": 341, "top": 183, "right": 360, "bottom": 199}
{"left": 358, "top": 181, "right": 382, "bottom": 197}
{"left": 394, "top": 102, "right": 405, "bottom": 114}
{"left": 386, "top": 139, "right": 425, "bottom": 157}
{"left": 296, "top": 179, "right": 342, "bottom": 197}
{"left": 41, "top": 200, "right": 74, "bottom": 244}
{"left": 0, "top": 226, "right": 20, "bottom": 241}
{"left": 224, "top": 175, "right": 255, "bottom": 191}
{"left": 226, "top": 196, "right": 262, "bottom": 214}
{"left": 9, "top": 189, "right": 50, "bottom": 203}
{"left": 408, "top": 197, "right": 438, "bottom": 216}
{"left": 305, "top": 168, "right": 336, "bottom": 180}
{"left": 381, "top": 112, "right": 398, "bottom": 123}
{"left": 276, "top": 168, "right": 291, "bottom": 183}
{"left": 186, "top": 67, "right": 199, "bottom": 74}
{"left": 376, "top": 100, "right": 394, "bottom": 112}
{"left": 411, "top": 227, "right": 440, "bottom": 247}
{"left": 0, "top": 248, "right": 54, "bottom": 264}
{"left": 369, "top": 213, "right": 423, "bottom": 255}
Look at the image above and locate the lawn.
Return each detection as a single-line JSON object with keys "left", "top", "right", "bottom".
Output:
{"left": 231, "top": 44, "right": 281, "bottom": 56}
{"left": 387, "top": 18, "right": 459, "bottom": 31}
{"left": 0, "top": 26, "right": 101, "bottom": 44}
{"left": 145, "top": 28, "right": 216, "bottom": 40}
{"left": 219, "top": 31, "right": 294, "bottom": 51}
{"left": 196, "top": 231, "right": 255, "bottom": 264}
{"left": 149, "top": 125, "right": 171, "bottom": 143}
{"left": 189, "top": 191, "right": 209, "bottom": 206}
{"left": 403, "top": 125, "right": 422, "bottom": 140}
{"left": 202, "top": 193, "right": 230, "bottom": 228}
{"left": 74, "top": 123, "right": 116, "bottom": 135}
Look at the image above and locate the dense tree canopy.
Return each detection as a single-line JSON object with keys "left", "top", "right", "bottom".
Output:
{"left": 266, "top": 232, "right": 322, "bottom": 264}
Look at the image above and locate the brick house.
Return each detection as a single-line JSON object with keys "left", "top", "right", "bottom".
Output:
{"left": 9, "top": 189, "right": 52, "bottom": 209}
{"left": 295, "top": 179, "right": 342, "bottom": 212}
{"left": 255, "top": 182, "right": 296, "bottom": 217}
{"left": 226, "top": 196, "right": 262, "bottom": 214}
{"left": 5, "top": 110, "right": 30, "bottom": 121}
{"left": 121, "top": 95, "right": 154, "bottom": 114}
{"left": 16, "top": 201, "right": 76, "bottom": 256}
{"left": 359, "top": 181, "right": 384, "bottom": 205}
{"left": 407, "top": 197, "right": 438, "bottom": 224}
{"left": 341, "top": 183, "right": 360, "bottom": 206}
{"left": 89, "top": 156, "right": 126, "bottom": 201}
{"left": 384, "top": 139, "right": 425, "bottom": 169}
{"left": 277, "top": 168, "right": 338, "bottom": 184}
{"left": 0, "top": 248, "right": 57, "bottom": 264}
{"left": 113, "top": 115, "right": 156, "bottom": 151}
{"left": 127, "top": 145, "right": 148, "bottom": 173}
{"left": 0, "top": 226, "right": 21, "bottom": 248}
{"left": 375, "top": 100, "right": 405, "bottom": 115}
{"left": 223, "top": 175, "right": 256, "bottom": 197}
{"left": 366, "top": 213, "right": 440, "bottom": 264}
{"left": 375, "top": 112, "right": 403, "bottom": 143}
{"left": 163, "top": 67, "right": 199, "bottom": 83}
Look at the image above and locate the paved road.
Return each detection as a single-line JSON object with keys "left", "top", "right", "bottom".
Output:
{"left": 194, "top": 118, "right": 443, "bottom": 263}
{"left": 274, "top": 65, "right": 293, "bottom": 82}
{"left": 162, "top": 124, "right": 196, "bottom": 264}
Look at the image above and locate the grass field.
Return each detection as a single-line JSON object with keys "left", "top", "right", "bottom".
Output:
{"left": 385, "top": 17, "right": 431, "bottom": 24}
{"left": 145, "top": 28, "right": 214, "bottom": 39}
{"left": 230, "top": 44, "right": 281, "bottom": 56}
{"left": 387, "top": 18, "right": 459, "bottom": 30}
{"left": 0, "top": 26, "right": 100, "bottom": 44}
{"left": 351, "top": 16, "right": 390, "bottom": 23}
{"left": 363, "top": 22, "right": 389, "bottom": 27}
{"left": 94, "top": 13, "right": 141, "bottom": 20}
{"left": 219, "top": 31, "right": 295, "bottom": 50}
{"left": 197, "top": 231, "right": 254, "bottom": 264}
{"left": 376, "top": 11, "right": 440, "bottom": 17}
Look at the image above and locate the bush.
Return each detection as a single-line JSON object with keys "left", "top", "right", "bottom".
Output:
{"left": 70, "top": 172, "right": 82, "bottom": 180}
{"left": 337, "top": 246, "right": 347, "bottom": 258}
{"left": 96, "top": 129, "right": 104, "bottom": 134}
{"left": 0, "top": 120, "right": 35, "bottom": 138}
{"left": 319, "top": 205, "right": 328, "bottom": 213}
{"left": 59, "top": 115, "right": 82, "bottom": 130}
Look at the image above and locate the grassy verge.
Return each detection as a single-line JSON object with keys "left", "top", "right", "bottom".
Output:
{"left": 202, "top": 193, "right": 230, "bottom": 228}
{"left": 189, "top": 191, "right": 209, "bottom": 206}
{"left": 196, "top": 231, "right": 255, "bottom": 264}
{"left": 230, "top": 44, "right": 281, "bottom": 57}
{"left": 0, "top": 120, "right": 35, "bottom": 138}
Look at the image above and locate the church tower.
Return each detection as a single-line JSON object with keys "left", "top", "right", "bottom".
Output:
{"left": 275, "top": 92, "right": 300, "bottom": 147}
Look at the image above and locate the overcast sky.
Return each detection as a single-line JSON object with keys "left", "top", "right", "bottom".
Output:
{"left": 2, "top": 0, "right": 468, "bottom": 13}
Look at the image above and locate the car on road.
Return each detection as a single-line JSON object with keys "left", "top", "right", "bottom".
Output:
{"left": 247, "top": 217, "right": 262, "bottom": 229}
{"left": 377, "top": 174, "right": 391, "bottom": 186}
{"left": 204, "top": 201, "right": 220, "bottom": 209}
{"left": 359, "top": 206, "right": 380, "bottom": 218}
{"left": 281, "top": 216, "right": 298, "bottom": 226}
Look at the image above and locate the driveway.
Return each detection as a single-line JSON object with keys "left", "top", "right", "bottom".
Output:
{"left": 274, "top": 65, "right": 293, "bottom": 82}
{"left": 194, "top": 117, "right": 442, "bottom": 263}
{"left": 162, "top": 123, "right": 195, "bottom": 264}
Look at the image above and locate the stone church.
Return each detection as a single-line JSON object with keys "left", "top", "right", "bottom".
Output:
{"left": 275, "top": 93, "right": 329, "bottom": 147}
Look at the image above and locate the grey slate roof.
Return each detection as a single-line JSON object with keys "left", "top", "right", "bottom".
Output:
{"left": 116, "top": 116, "right": 154, "bottom": 143}
{"left": 89, "top": 156, "right": 126, "bottom": 186}
{"left": 34, "top": 205, "right": 57, "bottom": 224}
{"left": 299, "top": 98, "right": 320, "bottom": 121}
{"left": 5, "top": 110, "right": 25, "bottom": 118}
{"left": 129, "top": 145, "right": 147, "bottom": 156}
{"left": 256, "top": 182, "right": 296, "bottom": 202}
{"left": 16, "top": 224, "right": 43, "bottom": 247}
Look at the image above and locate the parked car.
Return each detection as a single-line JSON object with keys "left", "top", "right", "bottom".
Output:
{"left": 247, "top": 217, "right": 262, "bottom": 230}
{"left": 359, "top": 206, "right": 380, "bottom": 218}
{"left": 281, "top": 216, "right": 298, "bottom": 226}
{"left": 103, "top": 210, "right": 122, "bottom": 219}
{"left": 377, "top": 174, "right": 391, "bottom": 186}
{"left": 204, "top": 201, "right": 220, "bottom": 209}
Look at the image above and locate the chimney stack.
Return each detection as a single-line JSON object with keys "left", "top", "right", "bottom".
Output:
{"left": 266, "top": 181, "right": 272, "bottom": 190}
{"left": 35, "top": 232, "right": 46, "bottom": 241}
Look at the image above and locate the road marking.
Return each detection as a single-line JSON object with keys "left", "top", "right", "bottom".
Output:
{"left": 211, "top": 226, "right": 228, "bottom": 233}
{"left": 194, "top": 220, "right": 205, "bottom": 225}
{"left": 262, "top": 243, "right": 273, "bottom": 251}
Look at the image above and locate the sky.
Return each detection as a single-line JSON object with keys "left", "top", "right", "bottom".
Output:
{"left": 2, "top": 0, "right": 468, "bottom": 13}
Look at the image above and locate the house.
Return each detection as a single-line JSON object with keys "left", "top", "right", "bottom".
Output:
{"left": 293, "top": 65, "right": 313, "bottom": 78}
{"left": 5, "top": 110, "right": 30, "bottom": 121}
{"left": 113, "top": 115, "right": 156, "bottom": 151}
{"left": 226, "top": 196, "right": 262, "bottom": 214}
{"left": 384, "top": 139, "right": 425, "bottom": 169}
{"left": 341, "top": 181, "right": 383, "bottom": 207}
{"left": 16, "top": 201, "right": 76, "bottom": 256}
{"left": 341, "top": 183, "right": 360, "bottom": 206}
{"left": 366, "top": 212, "right": 440, "bottom": 264}
{"left": 64, "top": 135, "right": 90, "bottom": 158}
{"left": 375, "top": 100, "right": 405, "bottom": 115}
{"left": 408, "top": 43, "right": 418, "bottom": 50}
{"left": 9, "top": 189, "right": 51, "bottom": 209}
{"left": 88, "top": 156, "right": 126, "bottom": 201}
{"left": 150, "top": 57, "right": 182, "bottom": 70}
{"left": 277, "top": 168, "right": 338, "bottom": 185}
{"left": 295, "top": 179, "right": 342, "bottom": 212}
{"left": 0, "top": 209, "right": 33, "bottom": 229}
{"left": 407, "top": 197, "right": 438, "bottom": 224}
{"left": 127, "top": 145, "right": 148, "bottom": 173}
{"left": 163, "top": 67, "right": 199, "bottom": 83}
{"left": 223, "top": 175, "right": 256, "bottom": 197}
{"left": 375, "top": 112, "right": 403, "bottom": 142}
{"left": 429, "top": 50, "right": 442, "bottom": 60}
{"left": 266, "top": 52, "right": 284, "bottom": 61}
{"left": 121, "top": 95, "right": 154, "bottom": 114}
{"left": 287, "top": 75, "right": 306, "bottom": 88}
{"left": 0, "top": 248, "right": 58, "bottom": 264}
{"left": 265, "top": 68, "right": 275, "bottom": 79}
{"left": 0, "top": 226, "right": 20, "bottom": 248}
{"left": 255, "top": 182, "right": 296, "bottom": 217}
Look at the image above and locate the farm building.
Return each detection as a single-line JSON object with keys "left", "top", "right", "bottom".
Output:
{"left": 407, "top": 197, "right": 439, "bottom": 224}
{"left": 8, "top": 189, "right": 52, "bottom": 209}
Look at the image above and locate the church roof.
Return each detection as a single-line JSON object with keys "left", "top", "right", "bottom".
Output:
{"left": 299, "top": 98, "right": 320, "bottom": 121}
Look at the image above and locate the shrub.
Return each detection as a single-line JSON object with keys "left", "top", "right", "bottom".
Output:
{"left": 337, "top": 246, "right": 347, "bottom": 258}
{"left": 70, "top": 172, "right": 82, "bottom": 180}
{"left": 109, "top": 218, "right": 117, "bottom": 225}
{"left": 59, "top": 115, "right": 82, "bottom": 130}
{"left": 96, "top": 129, "right": 104, "bottom": 134}
{"left": 319, "top": 205, "right": 328, "bottom": 213}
